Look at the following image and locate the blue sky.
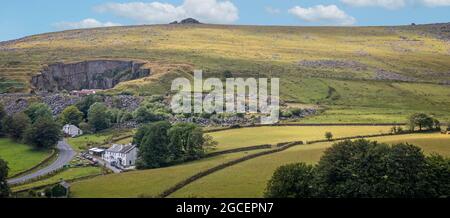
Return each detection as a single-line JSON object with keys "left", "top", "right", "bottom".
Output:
{"left": 1, "top": 0, "right": 450, "bottom": 41}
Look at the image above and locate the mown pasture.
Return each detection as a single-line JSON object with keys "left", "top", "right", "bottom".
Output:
{"left": 12, "top": 166, "right": 103, "bottom": 192}
{"left": 0, "top": 138, "right": 52, "bottom": 178}
{"left": 69, "top": 149, "right": 265, "bottom": 198}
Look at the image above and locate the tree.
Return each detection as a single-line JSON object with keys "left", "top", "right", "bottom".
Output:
{"left": 432, "top": 119, "right": 441, "bottom": 130}
{"left": 60, "top": 106, "right": 83, "bottom": 126}
{"left": 78, "top": 122, "right": 91, "bottom": 134}
{"left": 87, "top": 103, "right": 110, "bottom": 132}
{"left": 408, "top": 113, "right": 434, "bottom": 131}
{"left": 134, "top": 106, "right": 160, "bottom": 123}
{"left": 265, "top": 163, "right": 316, "bottom": 198}
{"left": 76, "top": 95, "right": 101, "bottom": 119}
{"left": 0, "top": 158, "right": 10, "bottom": 198}
{"left": 168, "top": 123, "right": 205, "bottom": 162}
{"left": 266, "top": 139, "right": 445, "bottom": 198}
{"left": 24, "top": 103, "right": 53, "bottom": 123}
{"left": 2, "top": 113, "right": 31, "bottom": 140}
{"left": 425, "top": 154, "right": 450, "bottom": 197}
{"left": 51, "top": 184, "right": 67, "bottom": 197}
{"left": 325, "top": 132, "right": 333, "bottom": 141}
{"left": 24, "top": 117, "right": 61, "bottom": 148}
{"left": 135, "top": 121, "right": 172, "bottom": 169}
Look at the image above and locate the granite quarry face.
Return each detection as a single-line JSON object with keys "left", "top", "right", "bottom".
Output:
{"left": 31, "top": 60, "right": 151, "bottom": 92}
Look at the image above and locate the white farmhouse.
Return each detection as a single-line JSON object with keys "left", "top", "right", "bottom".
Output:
{"left": 102, "top": 143, "right": 138, "bottom": 168}
{"left": 62, "top": 124, "right": 83, "bottom": 138}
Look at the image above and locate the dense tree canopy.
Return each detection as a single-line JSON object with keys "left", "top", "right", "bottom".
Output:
{"left": 76, "top": 95, "right": 101, "bottom": 119}
{"left": 135, "top": 121, "right": 172, "bottom": 169}
{"left": 24, "top": 117, "right": 62, "bottom": 148}
{"left": 0, "top": 158, "right": 10, "bottom": 198}
{"left": 265, "top": 163, "right": 316, "bottom": 198}
{"left": 24, "top": 103, "right": 53, "bottom": 124}
{"left": 134, "top": 121, "right": 210, "bottom": 169}
{"left": 168, "top": 123, "right": 205, "bottom": 162}
{"left": 2, "top": 112, "right": 31, "bottom": 140}
{"left": 60, "top": 105, "right": 84, "bottom": 126}
{"left": 265, "top": 139, "right": 450, "bottom": 198}
{"left": 87, "top": 103, "right": 110, "bottom": 133}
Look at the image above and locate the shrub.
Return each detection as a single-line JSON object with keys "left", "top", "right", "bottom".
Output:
{"left": 325, "top": 132, "right": 333, "bottom": 141}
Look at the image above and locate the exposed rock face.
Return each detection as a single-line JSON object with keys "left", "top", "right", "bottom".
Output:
{"left": 170, "top": 18, "right": 201, "bottom": 25}
{"left": 31, "top": 60, "right": 151, "bottom": 92}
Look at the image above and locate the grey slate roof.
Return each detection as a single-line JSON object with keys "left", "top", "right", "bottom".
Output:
{"left": 106, "top": 143, "right": 136, "bottom": 154}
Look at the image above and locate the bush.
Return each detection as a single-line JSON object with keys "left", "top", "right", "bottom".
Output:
{"left": 325, "top": 132, "right": 333, "bottom": 141}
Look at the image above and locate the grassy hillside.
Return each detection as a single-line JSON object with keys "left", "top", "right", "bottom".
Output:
{"left": 1, "top": 24, "right": 450, "bottom": 122}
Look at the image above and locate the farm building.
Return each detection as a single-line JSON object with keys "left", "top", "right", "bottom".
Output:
{"left": 62, "top": 124, "right": 83, "bottom": 138}
{"left": 102, "top": 143, "right": 138, "bottom": 168}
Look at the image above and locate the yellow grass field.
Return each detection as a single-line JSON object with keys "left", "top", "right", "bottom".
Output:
{"left": 169, "top": 133, "right": 450, "bottom": 198}
{"left": 208, "top": 125, "right": 395, "bottom": 151}
{"left": 70, "top": 149, "right": 265, "bottom": 198}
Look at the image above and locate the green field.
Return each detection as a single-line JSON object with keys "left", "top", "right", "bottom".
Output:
{"left": 12, "top": 166, "right": 103, "bottom": 192}
{"left": 169, "top": 133, "right": 450, "bottom": 198}
{"left": 69, "top": 126, "right": 443, "bottom": 198}
{"left": 208, "top": 125, "right": 394, "bottom": 151}
{"left": 67, "top": 129, "right": 134, "bottom": 151}
{"left": 70, "top": 149, "right": 265, "bottom": 198}
{"left": 0, "top": 138, "right": 52, "bottom": 178}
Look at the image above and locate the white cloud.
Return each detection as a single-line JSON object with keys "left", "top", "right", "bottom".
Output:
{"left": 341, "top": 0, "right": 406, "bottom": 9}
{"left": 265, "top": 6, "right": 281, "bottom": 15}
{"left": 342, "top": 0, "right": 450, "bottom": 8}
{"left": 54, "top": 18, "right": 121, "bottom": 30}
{"left": 94, "top": 0, "right": 239, "bottom": 24}
{"left": 288, "top": 5, "right": 356, "bottom": 26}
{"left": 420, "top": 0, "right": 450, "bottom": 6}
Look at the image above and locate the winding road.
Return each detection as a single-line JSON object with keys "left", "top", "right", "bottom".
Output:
{"left": 7, "top": 140, "right": 76, "bottom": 185}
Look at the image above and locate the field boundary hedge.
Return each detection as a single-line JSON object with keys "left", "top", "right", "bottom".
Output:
{"left": 158, "top": 141, "right": 304, "bottom": 198}
{"left": 205, "top": 144, "right": 273, "bottom": 157}
{"left": 12, "top": 171, "right": 105, "bottom": 194}
{"left": 8, "top": 148, "right": 57, "bottom": 180}
{"left": 158, "top": 130, "right": 437, "bottom": 198}
{"left": 204, "top": 123, "right": 406, "bottom": 133}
